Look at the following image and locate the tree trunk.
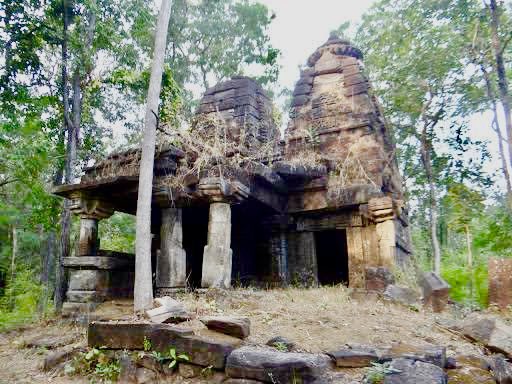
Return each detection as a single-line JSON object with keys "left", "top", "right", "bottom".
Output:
{"left": 134, "top": 0, "right": 173, "bottom": 312}
{"left": 55, "top": 0, "right": 71, "bottom": 312}
{"left": 10, "top": 226, "right": 17, "bottom": 284}
{"left": 464, "top": 224, "right": 474, "bottom": 303}
{"left": 420, "top": 129, "right": 442, "bottom": 275}
{"left": 39, "top": 231, "right": 55, "bottom": 313}
{"left": 489, "top": 0, "right": 512, "bottom": 179}
{"left": 480, "top": 64, "right": 512, "bottom": 205}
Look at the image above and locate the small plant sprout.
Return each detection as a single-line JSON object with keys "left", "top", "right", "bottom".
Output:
{"left": 143, "top": 336, "right": 152, "bottom": 352}
{"left": 167, "top": 347, "right": 189, "bottom": 368}
{"left": 364, "top": 362, "right": 401, "bottom": 384}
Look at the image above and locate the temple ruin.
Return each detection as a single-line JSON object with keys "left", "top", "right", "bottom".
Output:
{"left": 53, "top": 35, "right": 412, "bottom": 312}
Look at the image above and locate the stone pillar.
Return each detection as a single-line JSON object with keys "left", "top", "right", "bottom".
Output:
{"left": 376, "top": 219, "right": 396, "bottom": 268}
{"left": 157, "top": 208, "right": 186, "bottom": 288}
{"left": 201, "top": 202, "right": 233, "bottom": 288}
{"left": 79, "top": 218, "right": 99, "bottom": 256}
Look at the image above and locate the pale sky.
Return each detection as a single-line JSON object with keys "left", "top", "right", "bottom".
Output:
{"left": 258, "top": 0, "right": 505, "bottom": 192}
{"left": 259, "top": 0, "right": 375, "bottom": 90}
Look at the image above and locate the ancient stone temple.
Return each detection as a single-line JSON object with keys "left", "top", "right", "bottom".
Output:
{"left": 53, "top": 35, "right": 412, "bottom": 312}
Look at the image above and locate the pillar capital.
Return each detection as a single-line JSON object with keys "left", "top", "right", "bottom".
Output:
{"left": 69, "top": 192, "right": 114, "bottom": 220}
{"left": 198, "top": 177, "right": 249, "bottom": 203}
{"left": 368, "top": 196, "right": 401, "bottom": 223}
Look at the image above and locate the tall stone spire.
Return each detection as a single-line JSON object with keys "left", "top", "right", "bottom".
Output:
{"left": 285, "top": 34, "right": 402, "bottom": 199}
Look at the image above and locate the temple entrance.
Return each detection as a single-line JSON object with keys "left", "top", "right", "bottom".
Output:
{"left": 182, "top": 206, "right": 209, "bottom": 288}
{"left": 315, "top": 229, "right": 349, "bottom": 285}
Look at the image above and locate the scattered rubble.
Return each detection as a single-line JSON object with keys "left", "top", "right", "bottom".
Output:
{"left": 199, "top": 316, "right": 250, "bottom": 339}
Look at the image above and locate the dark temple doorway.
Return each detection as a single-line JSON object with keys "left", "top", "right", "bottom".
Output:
{"left": 182, "top": 206, "right": 209, "bottom": 288}
{"left": 315, "top": 229, "right": 349, "bottom": 285}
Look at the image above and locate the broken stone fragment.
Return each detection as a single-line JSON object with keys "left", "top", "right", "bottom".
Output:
{"left": 145, "top": 296, "right": 192, "bottom": 324}
{"left": 326, "top": 346, "right": 378, "bottom": 367}
{"left": 25, "top": 334, "right": 77, "bottom": 349}
{"left": 377, "top": 343, "right": 446, "bottom": 368}
{"left": 383, "top": 284, "right": 420, "bottom": 307}
{"left": 447, "top": 366, "right": 496, "bottom": 384}
{"left": 42, "top": 345, "right": 85, "bottom": 371}
{"left": 226, "top": 346, "right": 333, "bottom": 383}
{"left": 419, "top": 272, "right": 450, "bottom": 312}
{"left": 458, "top": 314, "right": 512, "bottom": 357}
{"left": 223, "top": 379, "right": 265, "bottom": 384}
{"left": 489, "top": 355, "right": 512, "bottom": 384}
{"left": 383, "top": 358, "right": 447, "bottom": 384}
{"left": 199, "top": 316, "right": 250, "bottom": 339}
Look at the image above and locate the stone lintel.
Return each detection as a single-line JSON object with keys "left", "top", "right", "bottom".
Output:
{"left": 198, "top": 177, "right": 249, "bottom": 203}
{"left": 63, "top": 256, "right": 134, "bottom": 270}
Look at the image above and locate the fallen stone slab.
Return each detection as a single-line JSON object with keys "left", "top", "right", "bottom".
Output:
{"left": 459, "top": 315, "right": 512, "bottom": 357}
{"left": 88, "top": 321, "right": 193, "bottom": 350}
{"left": 226, "top": 346, "right": 333, "bottom": 383}
{"left": 383, "top": 358, "right": 447, "bottom": 384}
{"left": 25, "top": 334, "right": 77, "bottom": 349}
{"left": 383, "top": 285, "right": 420, "bottom": 307}
{"left": 42, "top": 345, "right": 86, "bottom": 371}
{"left": 200, "top": 316, "right": 250, "bottom": 339}
{"left": 224, "top": 380, "right": 265, "bottom": 384}
{"left": 146, "top": 296, "right": 192, "bottom": 324}
{"left": 378, "top": 343, "right": 446, "bottom": 368}
{"left": 149, "top": 328, "right": 241, "bottom": 369}
{"left": 327, "top": 346, "right": 379, "bottom": 367}
{"left": 489, "top": 355, "right": 512, "bottom": 384}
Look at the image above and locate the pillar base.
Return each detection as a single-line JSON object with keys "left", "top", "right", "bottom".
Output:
{"left": 201, "top": 245, "right": 232, "bottom": 288}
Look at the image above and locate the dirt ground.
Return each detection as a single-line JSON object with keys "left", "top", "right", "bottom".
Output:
{"left": 0, "top": 286, "right": 495, "bottom": 383}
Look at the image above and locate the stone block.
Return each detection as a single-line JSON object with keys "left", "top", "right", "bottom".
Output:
{"left": 68, "top": 269, "right": 109, "bottom": 291}
{"left": 383, "top": 358, "right": 447, "bottom": 384}
{"left": 88, "top": 322, "right": 193, "bottom": 350}
{"left": 459, "top": 314, "right": 512, "bottom": 357}
{"left": 365, "top": 267, "right": 395, "bottom": 292}
{"left": 327, "top": 346, "right": 378, "bottom": 367}
{"left": 226, "top": 346, "right": 333, "bottom": 383}
{"left": 489, "top": 355, "right": 512, "bottom": 384}
{"left": 383, "top": 285, "right": 420, "bottom": 307}
{"left": 489, "top": 257, "right": 512, "bottom": 310}
{"left": 419, "top": 272, "right": 450, "bottom": 312}
{"left": 150, "top": 331, "right": 239, "bottom": 369}
{"left": 378, "top": 343, "right": 446, "bottom": 368}
{"left": 199, "top": 316, "right": 250, "bottom": 339}
{"left": 178, "top": 363, "right": 203, "bottom": 378}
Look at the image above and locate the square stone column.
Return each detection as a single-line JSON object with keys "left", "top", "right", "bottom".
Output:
{"left": 201, "top": 202, "right": 233, "bottom": 288}
{"left": 157, "top": 208, "right": 186, "bottom": 288}
{"left": 79, "top": 218, "right": 99, "bottom": 256}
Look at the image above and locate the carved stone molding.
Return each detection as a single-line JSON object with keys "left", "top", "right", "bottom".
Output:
{"left": 198, "top": 177, "right": 249, "bottom": 203}
{"left": 69, "top": 192, "right": 114, "bottom": 219}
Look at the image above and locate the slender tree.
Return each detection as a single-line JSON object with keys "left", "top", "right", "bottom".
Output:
{"left": 134, "top": 0, "right": 172, "bottom": 312}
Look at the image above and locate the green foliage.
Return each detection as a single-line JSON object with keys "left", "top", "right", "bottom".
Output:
{"left": 474, "top": 205, "right": 512, "bottom": 258}
{"left": 65, "top": 347, "right": 120, "bottom": 383}
{"left": 99, "top": 213, "right": 136, "bottom": 253}
{"left": 0, "top": 267, "right": 49, "bottom": 331}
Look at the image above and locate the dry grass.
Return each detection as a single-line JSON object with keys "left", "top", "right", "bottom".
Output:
{"left": 175, "top": 286, "right": 481, "bottom": 355}
{"left": 0, "top": 287, "right": 487, "bottom": 383}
